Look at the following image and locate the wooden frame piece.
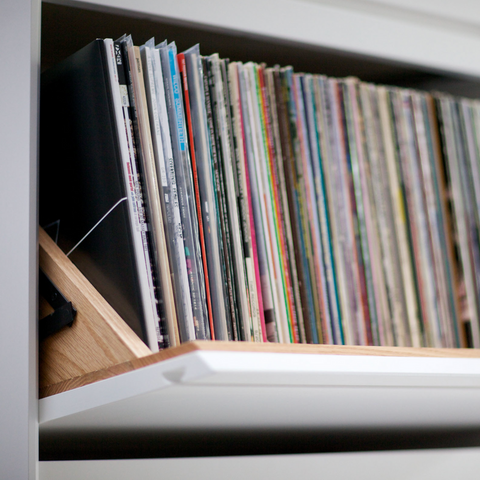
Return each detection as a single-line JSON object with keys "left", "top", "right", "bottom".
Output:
{"left": 39, "top": 227, "right": 151, "bottom": 394}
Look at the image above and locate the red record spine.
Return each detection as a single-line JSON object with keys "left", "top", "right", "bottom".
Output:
{"left": 234, "top": 66, "right": 268, "bottom": 341}
{"left": 178, "top": 53, "right": 215, "bottom": 340}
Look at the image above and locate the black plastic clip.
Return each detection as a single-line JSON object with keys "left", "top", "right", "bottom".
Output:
{"left": 39, "top": 269, "right": 77, "bottom": 341}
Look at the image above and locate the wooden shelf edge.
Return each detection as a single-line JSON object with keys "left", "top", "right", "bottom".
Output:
{"left": 39, "top": 340, "right": 480, "bottom": 398}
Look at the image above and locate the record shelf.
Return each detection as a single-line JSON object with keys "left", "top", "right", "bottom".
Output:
{"left": 5, "top": 0, "right": 480, "bottom": 479}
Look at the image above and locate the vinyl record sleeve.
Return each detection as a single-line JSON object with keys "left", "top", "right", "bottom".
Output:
{"left": 412, "top": 91, "right": 455, "bottom": 347}
{"left": 330, "top": 79, "right": 367, "bottom": 346}
{"left": 276, "top": 68, "right": 316, "bottom": 343}
{"left": 119, "top": 36, "right": 175, "bottom": 349}
{"left": 145, "top": 40, "right": 196, "bottom": 343}
{"left": 237, "top": 62, "right": 278, "bottom": 342}
{"left": 437, "top": 96, "right": 479, "bottom": 347}
{"left": 244, "top": 62, "right": 287, "bottom": 343}
{"left": 311, "top": 75, "right": 344, "bottom": 345}
{"left": 106, "top": 38, "right": 164, "bottom": 350}
{"left": 159, "top": 41, "right": 209, "bottom": 340}
{"left": 438, "top": 96, "right": 480, "bottom": 347}
{"left": 260, "top": 66, "right": 297, "bottom": 343}
{"left": 40, "top": 39, "right": 152, "bottom": 348}
{"left": 266, "top": 67, "right": 306, "bottom": 344}
{"left": 209, "top": 54, "right": 251, "bottom": 342}
{"left": 295, "top": 73, "right": 331, "bottom": 344}
{"left": 375, "top": 85, "right": 419, "bottom": 346}
{"left": 250, "top": 64, "right": 291, "bottom": 343}
{"left": 341, "top": 78, "right": 375, "bottom": 346}
{"left": 204, "top": 56, "right": 238, "bottom": 340}
{"left": 141, "top": 40, "right": 190, "bottom": 347}
{"left": 456, "top": 99, "right": 480, "bottom": 346}
{"left": 228, "top": 61, "right": 264, "bottom": 342}
{"left": 427, "top": 95, "right": 462, "bottom": 347}
{"left": 182, "top": 46, "right": 229, "bottom": 341}
{"left": 178, "top": 52, "right": 214, "bottom": 338}
{"left": 356, "top": 82, "right": 389, "bottom": 346}
{"left": 392, "top": 89, "right": 432, "bottom": 347}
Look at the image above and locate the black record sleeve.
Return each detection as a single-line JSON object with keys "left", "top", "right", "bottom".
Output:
{"left": 40, "top": 39, "right": 148, "bottom": 344}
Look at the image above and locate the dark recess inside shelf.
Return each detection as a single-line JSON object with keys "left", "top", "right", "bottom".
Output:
{"left": 42, "top": 3, "right": 480, "bottom": 98}
{"left": 40, "top": 427, "right": 480, "bottom": 460}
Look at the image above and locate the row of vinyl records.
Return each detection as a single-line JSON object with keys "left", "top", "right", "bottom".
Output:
{"left": 39, "top": 35, "right": 480, "bottom": 352}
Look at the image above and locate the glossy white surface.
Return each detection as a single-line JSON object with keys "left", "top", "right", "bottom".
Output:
{"left": 40, "top": 351, "right": 480, "bottom": 434}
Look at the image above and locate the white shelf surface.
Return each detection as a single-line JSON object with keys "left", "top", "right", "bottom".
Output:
{"left": 53, "top": 0, "right": 480, "bottom": 78}
{"left": 39, "top": 350, "right": 480, "bottom": 436}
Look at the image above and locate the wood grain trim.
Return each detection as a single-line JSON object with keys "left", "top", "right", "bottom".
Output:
{"left": 39, "top": 227, "right": 151, "bottom": 390}
{"left": 39, "top": 227, "right": 150, "bottom": 356}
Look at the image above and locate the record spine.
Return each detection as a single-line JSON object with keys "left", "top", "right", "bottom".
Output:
{"left": 159, "top": 42, "right": 208, "bottom": 340}
{"left": 178, "top": 52, "right": 214, "bottom": 340}
{"left": 105, "top": 38, "right": 161, "bottom": 351}
{"left": 203, "top": 56, "right": 237, "bottom": 340}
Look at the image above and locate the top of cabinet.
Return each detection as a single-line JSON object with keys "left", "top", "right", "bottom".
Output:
{"left": 57, "top": 0, "right": 480, "bottom": 78}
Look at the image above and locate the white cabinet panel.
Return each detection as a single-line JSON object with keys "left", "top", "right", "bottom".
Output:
{"left": 40, "top": 447, "right": 480, "bottom": 480}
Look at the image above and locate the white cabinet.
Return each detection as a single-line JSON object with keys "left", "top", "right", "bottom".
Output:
{"left": 39, "top": 350, "right": 480, "bottom": 434}
{"left": 38, "top": 448, "right": 480, "bottom": 480}
{"left": 4, "top": 0, "right": 480, "bottom": 478}
{"left": 0, "top": 1, "right": 39, "bottom": 479}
